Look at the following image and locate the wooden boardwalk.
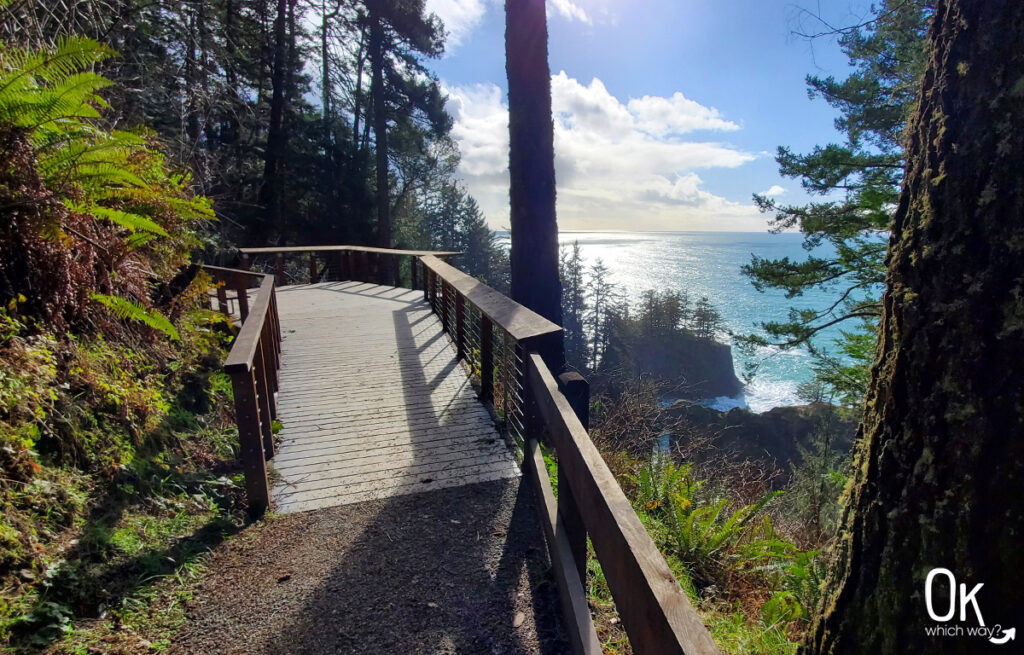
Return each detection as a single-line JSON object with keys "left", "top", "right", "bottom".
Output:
{"left": 269, "top": 281, "right": 519, "bottom": 513}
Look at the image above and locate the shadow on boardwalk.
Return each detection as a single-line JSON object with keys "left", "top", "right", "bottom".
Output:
{"left": 171, "top": 284, "right": 567, "bottom": 653}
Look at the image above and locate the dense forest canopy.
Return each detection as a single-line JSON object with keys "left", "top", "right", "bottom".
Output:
{"left": 0, "top": 0, "right": 504, "bottom": 280}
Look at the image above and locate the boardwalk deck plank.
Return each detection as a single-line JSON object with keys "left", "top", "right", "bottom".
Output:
{"left": 270, "top": 281, "right": 518, "bottom": 512}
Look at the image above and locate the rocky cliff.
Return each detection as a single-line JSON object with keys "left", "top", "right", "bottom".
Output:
{"left": 602, "top": 332, "right": 743, "bottom": 399}
{"left": 666, "top": 401, "right": 857, "bottom": 471}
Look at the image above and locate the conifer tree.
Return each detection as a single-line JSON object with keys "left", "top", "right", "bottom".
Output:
{"left": 806, "top": 1, "right": 1024, "bottom": 650}
{"left": 745, "top": 0, "right": 933, "bottom": 406}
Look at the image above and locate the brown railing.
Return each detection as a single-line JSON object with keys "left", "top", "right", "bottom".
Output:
{"left": 237, "top": 245, "right": 460, "bottom": 288}
{"left": 414, "top": 255, "right": 720, "bottom": 655}
{"left": 203, "top": 265, "right": 281, "bottom": 518}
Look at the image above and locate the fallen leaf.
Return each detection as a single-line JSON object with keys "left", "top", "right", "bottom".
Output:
{"left": 514, "top": 612, "right": 526, "bottom": 628}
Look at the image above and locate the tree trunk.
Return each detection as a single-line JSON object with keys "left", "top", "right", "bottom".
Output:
{"left": 259, "top": 0, "right": 288, "bottom": 243}
{"left": 184, "top": 4, "right": 200, "bottom": 159}
{"left": 352, "top": 23, "right": 367, "bottom": 152}
{"left": 368, "top": 3, "right": 390, "bottom": 247}
{"left": 505, "top": 0, "right": 563, "bottom": 370}
{"left": 321, "top": 0, "right": 331, "bottom": 131}
{"left": 806, "top": 2, "right": 1024, "bottom": 653}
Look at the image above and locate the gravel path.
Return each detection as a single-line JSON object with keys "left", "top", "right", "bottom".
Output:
{"left": 170, "top": 478, "right": 569, "bottom": 654}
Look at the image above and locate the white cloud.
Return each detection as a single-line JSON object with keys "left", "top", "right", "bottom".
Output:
{"left": 429, "top": 0, "right": 593, "bottom": 52}
{"left": 760, "top": 185, "right": 786, "bottom": 197}
{"left": 628, "top": 93, "right": 740, "bottom": 136}
{"left": 426, "top": 0, "right": 488, "bottom": 50}
{"left": 444, "top": 72, "right": 765, "bottom": 231}
{"left": 549, "top": 0, "right": 591, "bottom": 24}
{"left": 445, "top": 83, "right": 508, "bottom": 176}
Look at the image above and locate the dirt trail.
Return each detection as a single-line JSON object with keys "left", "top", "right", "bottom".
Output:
{"left": 169, "top": 478, "right": 569, "bottom": 654}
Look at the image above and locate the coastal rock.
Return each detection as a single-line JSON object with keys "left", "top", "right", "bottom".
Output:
{"left": 666, "top": 401, "right": 856, "bottom": 471}
{"left": 603, "top": 332, "right": 743, "bottom": 399}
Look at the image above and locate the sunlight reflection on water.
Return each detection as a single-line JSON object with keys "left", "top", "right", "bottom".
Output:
{"left": 500, "top": 231, "right": 866, "bottom": 412}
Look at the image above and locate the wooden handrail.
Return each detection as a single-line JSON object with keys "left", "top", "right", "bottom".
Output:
{"left": 527, "top": 353, "right": 720, "bottom": 655}
{"left": 419, "top": 255, "right": 562, "bottom": 344}
{"left": 414, "top": 254, "right": 720, "bottom": 654}
{"left": 238, "top": 245, "right": 461, "bottom": 256}
{"left": 202, "top": 264, "right": 280, "bottom": 518}
{"left": 223, "top": 274, "right": 275, "bottom": 373}
{"left": 236, "top": 245, "right": 459, "bottom": 288}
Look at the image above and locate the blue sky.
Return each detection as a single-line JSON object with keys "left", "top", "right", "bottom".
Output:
{"left": 423, "top": 0, "right": 878, "bottom": 231}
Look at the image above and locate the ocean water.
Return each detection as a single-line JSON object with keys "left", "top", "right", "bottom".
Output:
{"left": 502, "top": 231, "right": 860, "bottom": 412}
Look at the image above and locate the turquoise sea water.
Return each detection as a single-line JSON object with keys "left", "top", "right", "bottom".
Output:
{"left": 504, "top": 231, "right": 864, "bottom": 412}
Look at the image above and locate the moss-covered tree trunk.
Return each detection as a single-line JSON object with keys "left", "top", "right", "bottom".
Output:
{"left": 505, "top": 0, "right": 564, "bottom": 369}
{"left": 806, "top": 1, "right": 1024, "bottom": 653}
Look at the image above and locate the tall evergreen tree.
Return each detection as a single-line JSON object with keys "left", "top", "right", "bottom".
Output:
{"left": 505, "top": 0, "right": 563, "bottom": 369}
{"left": 560, "top": 242, "right": 588, "bottom": 371}
{"left": 365, "top": 0, "right": 448, "bottom": 247}
{"left": 259, "top": 0, "right": 291, "bottom": 241}
{"left": 585, "top": 259, "right": 616, "bottom": 372}
{"left": 806, "top": 1, "right": 1024, "bottom": 651}
{"left": 744, "top": 0, "right": 933, "bottom": 407}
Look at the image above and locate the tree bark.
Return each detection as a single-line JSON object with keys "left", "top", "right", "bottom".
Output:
{"left": 806, "top": 2, "right": 1024, "bottom": 653}
{"left": 368, "top": 2, "right": 390, "bottom": 247}
{"left": 505, "top": 0, "right": 563, "bottom": 370}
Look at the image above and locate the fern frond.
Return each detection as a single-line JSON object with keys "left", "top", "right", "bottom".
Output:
{"left": 125, "top": 232, "right": 158, "bottom": 249}
{"left": 91, "top": 293, "right": 179, "bottom": 340}
{"left": 68, "top": 202, "right": 169, "bottom": 236}
{"left": 0, "top": 37, "right": 114, "bottom": 91}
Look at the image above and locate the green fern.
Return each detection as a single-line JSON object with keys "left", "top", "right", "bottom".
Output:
{"left": 0, "top": 37, "right": 115, "bottom": 130}
{"left": 0, "top": 37, "right": 213, "bottom": 246}
{"left": 67, "top": 203, "right": 168, "bottom": 237}
{"left": 91, "top": 294, "right": 179, "bottom": 341}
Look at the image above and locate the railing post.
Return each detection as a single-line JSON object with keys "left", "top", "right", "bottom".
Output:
{"left": 216, "top": 284, "right": 228, "bottom": 315}
{"left": 393, "top": 254, "right": 401, "bottom": 288}
{"left": 236, "top": 282, "right": 250, "bottom": 322}
{"left": 480, "top": 315, "right": 493, "bottom": 402}
{"left": 309, "top": 252, "right": 319, "bottom": 283}
{"left": 240, "top": 252, "right": 250, "bottom": 271}
{"left": 228, "top": 368, "right": 271, "bottom": 517}
{"left": 359, "top": 250, "right": 368, "bottom": 282}
{"left": 338, "top": 251, "right": 348, "bottom": 281}
{"left": 455, "top": 292, "right": 466, "bottom": 360}
{"left": 558, "top": 371, "right": 591, "bottom": 585}
{"left": 274, "top": 253, "right": 285, "bottom": 286}
{"left": 411, "top": 257, "right": 419, "bottom": 291}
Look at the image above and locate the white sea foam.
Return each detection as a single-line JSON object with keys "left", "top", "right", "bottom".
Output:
{"left": 698, "top": 378, "right": 803, "bottom": 414}
{"left": 701, "top": 395, "right": 748, "bottom": 412}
